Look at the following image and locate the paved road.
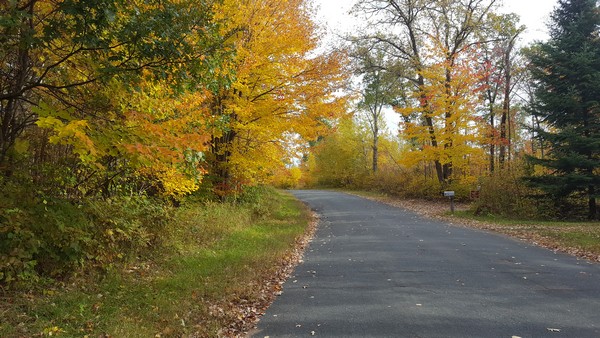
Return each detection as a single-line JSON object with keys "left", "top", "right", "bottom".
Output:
{"left": 252, "top": 190, "right": 600, "bottom": 338}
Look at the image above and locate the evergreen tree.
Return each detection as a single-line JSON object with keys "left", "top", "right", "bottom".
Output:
{"left": 527, "top": 0, "right": 600, "bottom": 219}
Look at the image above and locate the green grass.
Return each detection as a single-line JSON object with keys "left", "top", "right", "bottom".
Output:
{"left": 451, "top": 210, "right": 600, "bottom": 258}
{"left": 0, "top": 189, "right": 310, "bottom": 337}
{"left": 453, "top": 209, "right": 599, "bottom": 227}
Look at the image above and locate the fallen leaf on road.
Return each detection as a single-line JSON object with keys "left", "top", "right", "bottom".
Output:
{"left": 547, "top": 328, "right": 561, "bottom": 332}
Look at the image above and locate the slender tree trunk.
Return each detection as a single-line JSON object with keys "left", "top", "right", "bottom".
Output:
{"left": 499, "top": 111, "right": 507, "bottom": 167}
{"left": 418, "top": 72, "right": 445, "bottom": 184}
{"left": 372, "top": 130, "right": 378, "bottom": 173}
{"left": 371, "top": 104, "right": 380, "bottom": 174}
{"left": 424, "top": 113, "right": 444, "bottom": 184}
{"left": 434, "top": 160, "right": 444, "bottom": 183}
{"left": 589, "top": 185, "right": 597, "bottom": 220}
{"left": 490, "top": 114, "right": 495, "bottom": 173}
{"left": 443, "top": 63, "right": 453, "bottom": 182}
{"left": 499, "top": 37, "right": 516, "bottom": 169}
{"left": 0, "top": 1, "right": 35, "bottom": 177}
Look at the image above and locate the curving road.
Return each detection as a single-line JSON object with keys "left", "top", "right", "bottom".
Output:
{"left": 252, "top": 190, "right": 600, "bottom": 338}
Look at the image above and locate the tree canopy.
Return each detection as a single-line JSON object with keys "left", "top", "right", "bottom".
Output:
{"left": 526, "top": 0, "right": 600, "bottom": 219}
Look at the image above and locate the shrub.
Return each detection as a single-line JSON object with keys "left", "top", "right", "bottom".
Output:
{"left": 237, "top": 185, "right": 279, "bottom": 220}
{"left": 367, "top": 167, "right": 444, "bottom": 200}
{"left": 473, "top": 168, "right": 539, "bottom": 218}
{"left": 84, "top": 196, "right": 174, "bottom": 267}
{"left": 0, "top": 180, "right": 174, "bottom": 288}
{"left": 0, "top": 182, "right": 93, "bottom": 285}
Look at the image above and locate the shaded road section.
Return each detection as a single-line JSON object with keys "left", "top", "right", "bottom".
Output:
{"left": 253, "top": 190, "right": 600, "bottom": 338}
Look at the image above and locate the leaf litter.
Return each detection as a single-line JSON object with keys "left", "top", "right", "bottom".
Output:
{"left": 217, "top": 212, "right": 320, "bottom": 337}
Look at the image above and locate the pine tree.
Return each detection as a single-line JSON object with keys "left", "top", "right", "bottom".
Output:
{"left": 527, "top": 0, "right": 600, "bottom": 219}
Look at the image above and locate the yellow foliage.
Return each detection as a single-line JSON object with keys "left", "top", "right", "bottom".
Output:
{"left": 305, "top": 119, "right": 371, "bottom": 187}
{"left": 210, "top": 0, "right": 350, "bottom": 186}
{"left": 36, "top": 116, "right": 98, "bottom": 164}
{"left": 395, "top": 45, "right": 487, "bottom": 180}
{"left": 137, "top": 166, "right": 199, "bottom": 197}
{"left": 116, "top": 78, "right": 212, "bottom": 196}
{"left": 270, "top": 166, "right": 303, "bottom": 189}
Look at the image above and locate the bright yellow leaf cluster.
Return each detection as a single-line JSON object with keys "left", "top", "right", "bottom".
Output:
{"left": 396, "top": 46, "right": 487, "bottom": 180}
{"left": 210, "top": 0, "right": 350, "bottom": 186}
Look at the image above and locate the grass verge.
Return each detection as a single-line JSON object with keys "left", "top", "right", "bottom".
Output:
{"left": 450, "top": 211, "right": 600, "bottom": 261}
{"left": 0, "top": 189, "right": 312, "bottom": 337}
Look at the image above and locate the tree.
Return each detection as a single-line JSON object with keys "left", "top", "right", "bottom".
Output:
{"left": 207, "top": 0, "right": 349, "bottom": 193}
{"left": 477, "top": 13, "right": 525, "bottom": 172}
{"left": 526, "top": 0, "right": 600, "bottom": 219}
{"left": 307, "top": 118, "right": 371, "bottom": 187}
{"left": 0, "top": 0, "right": 228, "bottom": 189}
{"left": 352, "top": 0, "right": 499, "bottom": 184}
{"left": 352, "top": 46, "right": 405, "bottom": 173}
{"left": 395, "top": 45, "right": 488, "bottom": 180}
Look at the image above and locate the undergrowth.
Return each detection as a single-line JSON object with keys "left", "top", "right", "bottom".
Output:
{"left": 0, "top": 186, "right": 310, "bottom": 337}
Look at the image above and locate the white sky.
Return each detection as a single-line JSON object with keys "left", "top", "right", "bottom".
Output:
{"left": 312, "top": 0, "right": 558, "bottom": 45}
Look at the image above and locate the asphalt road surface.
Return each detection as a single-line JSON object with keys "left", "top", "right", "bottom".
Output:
{"left": 252, "top": 190, "right": 600, "bottom": 338}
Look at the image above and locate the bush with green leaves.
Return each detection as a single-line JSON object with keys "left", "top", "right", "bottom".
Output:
{"left": 0, "top": 181, "right": 173, "bottom": 288}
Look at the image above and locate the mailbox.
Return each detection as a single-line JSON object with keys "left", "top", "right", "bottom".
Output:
{"left": 444, "top": 191, "right": 455, "bottom": 213}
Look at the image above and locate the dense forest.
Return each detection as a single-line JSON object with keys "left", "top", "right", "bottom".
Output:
{"left": 1, "top": 0, "right": 599, "bottom": 287}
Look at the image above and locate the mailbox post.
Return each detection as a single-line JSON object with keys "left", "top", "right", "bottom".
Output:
{"left": 443, "top": 191, "right": 455, "bottom": 213}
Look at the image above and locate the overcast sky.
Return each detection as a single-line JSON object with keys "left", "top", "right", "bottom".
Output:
{"left": 312, "top": 0, "right": 558, "bottom": 45}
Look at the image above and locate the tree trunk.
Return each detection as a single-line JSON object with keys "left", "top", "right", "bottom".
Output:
{"left": 0, "top": 1, "right": 35, "bottom": 178}
{"left": 208, "top": 92, "right": 238, "bottom": 198}
{"left": 210, "top": 129, "right": 236, "bottom": 186}
{"left": 443, "top": 163, "right": 452, "bottom": 182}
{"left": 418, "top": 71, "right": 445, "bottom": 184}
{"left": 434, "top": 160, "right": 444, "bottom": 184}
{"left": 489, "top": 104, "right": 495, "bottom": 173}
{"left": 443, "top": 64, "right": 453, "bottom": 182}
{"left": 499, "top": 110, "right": 507, "bottom": 168}
{"left": 371, "top": 106, "right": 379, "bottom": 173}
{"left": 589, "top": 185, "right": 597, "bottom": 220}
{"left": 424, "top": 114, "right": 444, "bottom": 184}
{"left": 372, "top": 133, "right": 378, "bottom": 173}
{"left": 499, "top": 37, "right": 515, "bottom": 169}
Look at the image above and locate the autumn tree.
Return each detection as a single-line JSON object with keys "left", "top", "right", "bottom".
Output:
{"left": 0, "top": 0, "right": 230, "bottom": 197}
{"left": 352, "top": 0, "right": 499, "bottom": 184}
{"left": 477, "top": 13, "right": 525, "bottom": 172}
{"left": 208, "top": 0, "right": 349, "bottom": 193}
{"left": 526, "top": 0, "right": 600, "bottom": 219}
{"left": 307, "top": 118, "right": 371, "bottom": 187}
